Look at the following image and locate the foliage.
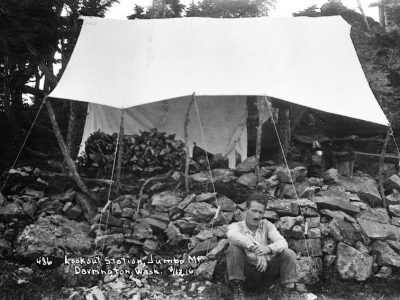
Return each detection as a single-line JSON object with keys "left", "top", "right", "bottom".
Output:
{"left": 292, "top": 5, "right": 320, "bottom": 17}
{"left": 186, "top": 0, "right": 275, "bottom": 18}
{"left": 128, "top": 0, "right": 185, "bottom": 19}
{"left": 128, "top": 0, "right": 275, "bottom": 19}
{"left": 80, "top": 0, "right": 119, "bottom": 17}
{"left": 0, "top": 0, "right": 118, "bottom": 169}
{"left": 79, "top": 129, "right": 186, "bottom": 178}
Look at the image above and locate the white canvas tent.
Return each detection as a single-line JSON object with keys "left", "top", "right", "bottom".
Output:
{"left": 48, "top": 16, "right": 389, "bottom": 167}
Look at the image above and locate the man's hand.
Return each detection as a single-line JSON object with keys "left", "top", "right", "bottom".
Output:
{"left": 256, "top": 255, "right": 267, "bottom": 272}
{"left": 253, "top": 245, "right": 271, "bottom": 256}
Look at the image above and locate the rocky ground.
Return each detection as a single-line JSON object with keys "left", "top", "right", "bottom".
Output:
{"left": 1, "top": 157, "right": 400, "bottom": 299}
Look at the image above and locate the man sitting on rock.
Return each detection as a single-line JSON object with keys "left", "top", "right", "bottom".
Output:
{"left": 226, "top": 192, "right": 298, "bottom": 300}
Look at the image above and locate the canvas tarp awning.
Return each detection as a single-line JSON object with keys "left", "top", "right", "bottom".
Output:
{"left": 48, "top": 16, "right": 388, "bottom": 126}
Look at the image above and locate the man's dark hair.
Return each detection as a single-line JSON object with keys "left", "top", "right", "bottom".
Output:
{"left": 246, "top": 191, "right": 267, "bottom": 208}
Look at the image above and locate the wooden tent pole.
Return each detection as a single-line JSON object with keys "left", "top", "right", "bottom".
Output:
{"left": 45, "top": 99, "right": 90, "bottom": 195}
{"left": 378, "top": 128, "right": 391, "bottom": 209}
{"left": 184, "top": 93, "right": 196, "bottom": 194}
{"left": 116, "top": 109, "right": 125, "bottom": 195}
{"left": 357, "top": 0, "right": 372, "bottom": 34}
{"left": 255, "top": 97, "right": 263, "bottom": 183}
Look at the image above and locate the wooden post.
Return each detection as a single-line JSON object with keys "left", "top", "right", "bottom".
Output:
{"left": 116, "top": 109, "right": 125, "bottom": 195}
{"left": 45, "top": 99, "right": 90, "bottom": 195}
{"left": 255, "top": 97, "right": 263, "bottom": 183}
{"left": 184, "top": 93, "right": 196, "bottom": 194}
{"left": 277, "top": 103, "right": 291, "bottom": 164}
{"left": 378, "top": 128, "right": 391, "bottom": 209}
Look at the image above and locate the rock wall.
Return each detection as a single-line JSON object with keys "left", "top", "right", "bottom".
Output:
{"left": 1, "top": 160, "right": 400, "bottom": 287}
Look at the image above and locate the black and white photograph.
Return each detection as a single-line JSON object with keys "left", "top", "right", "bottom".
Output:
{"left": 1, "top": 0, "right": 400, "bottom": 299}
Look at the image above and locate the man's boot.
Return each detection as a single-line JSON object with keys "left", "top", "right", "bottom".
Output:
{"left": 230, "top": 280, "right": 245, "bottom": 300}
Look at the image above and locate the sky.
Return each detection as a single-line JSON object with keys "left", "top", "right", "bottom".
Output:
{"left": 106, "top": 0, "right": 379, "bottom": 21}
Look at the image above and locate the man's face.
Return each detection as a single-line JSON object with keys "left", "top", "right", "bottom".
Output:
{"left": 246, "top": 201, "right": 265, "bottom": 228}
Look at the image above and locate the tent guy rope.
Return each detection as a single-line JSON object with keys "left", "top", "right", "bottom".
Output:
{"left": 95, "top": 109, "right": 123, "bottom": 255}
{"left": 193, "top": 94, "right": 230, "bottom": 255}
{"left": 1, "top": 100, "right": 45, "bottom": 193}
{"left": 265, "top": 96, "right": 318, "bottom": 274}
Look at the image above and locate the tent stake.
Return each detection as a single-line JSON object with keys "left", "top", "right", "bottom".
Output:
{"left": 116, "top": 109, "right": 125, "bottom": 195}
{"left": 184, "top": 93, "right": 196, "bottom": 194}
{"left": 255, "top": 97, "right": 263, "bottom": 183}
{"left": 45, "top": 99, "right": 90, "bottom": 195}
{"left": 378, "top": 128, "right": 391, "bottom": 209}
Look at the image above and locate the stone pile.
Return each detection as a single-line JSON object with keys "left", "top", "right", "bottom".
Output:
{"left": 1, "top": 158, "right": 400, "bottom": 291}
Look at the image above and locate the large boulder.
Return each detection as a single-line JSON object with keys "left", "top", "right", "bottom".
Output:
{"left": 0, "top": 202, "right": 25, "bottom": 218}
{"left": 185, "top": 202, "right": 217, "bottom": 222}
{"left": 132, "top": 222, "right": 153, "bottom": 240}
{"left": 274, "top": 166, "right": 307, "bottom": 183}
{"left": 386, "top": 193, "right": 400, "bottom": 205}
{"left": 356, "top": 208, "right": 391, "bottom": 224}
{"left": 313, "top": 190, "right": 360, "bottom": 215}
{"left": 288, "top": 239, "right": 322, "bottom": 256}
{"left": 266, "top": 200, "right": 300, "bottom": 216}
{"left": 389, "top": 205, "right": 400, "bottom": 217}
{"left": 320, "top": 209, "right": 356, "bottom": 223}
{"left": 215, "top": 196, "right": 236, "bottom": 212}
{"left": 336, "top": 242, "right": 373, "bottom": 281}
{"left": 322, "top": 168, "right": 339, "bottom": 184}
{"left": 296, "top": 257, "right": 322, "bottom": 284}
{"left": 338, "top": 176, "right": 381, "bottom": 207}
{"left": 151, "top": 191, "right": 182, "bottom": 211}
{"left": 275, "top": 216, "right": 304, "bottom": 237}
{"left": 383, "top": 175, "right": 400, "bottom": 192}
{"left": 189, "top": 237, "right": 218, "bottom": 256}
{"left": 371, "top": 240, "right": 400, "bottom": 268}
{"left": 15, "top": 215, "right": 93, "bottom": 260}
{"left": 292, "top": 199, "right": 319, "bottom": 217}
{"left": 328, "top": 217, "right": 369, "bottom": 246}
{"left": 234, "top": 156, "right": 258, "bottom": 174}
{"left": 358, "top": 219, "right": 400, "bottom": 241}
{"left": 236, "top": 173, "right": 257, "bottom": 188}
{"left": 195, "top": 260, "right": 218, "bottom": 280}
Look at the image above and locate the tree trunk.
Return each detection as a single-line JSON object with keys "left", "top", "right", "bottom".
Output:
{"left": 45, "top": 100, "right": 90, "bottom": 195}
{"left": 277, "top": 104, "right": 291, "bottom": 164}
{"left": 66, "top": 101, "right": 76, "bottom": 157}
